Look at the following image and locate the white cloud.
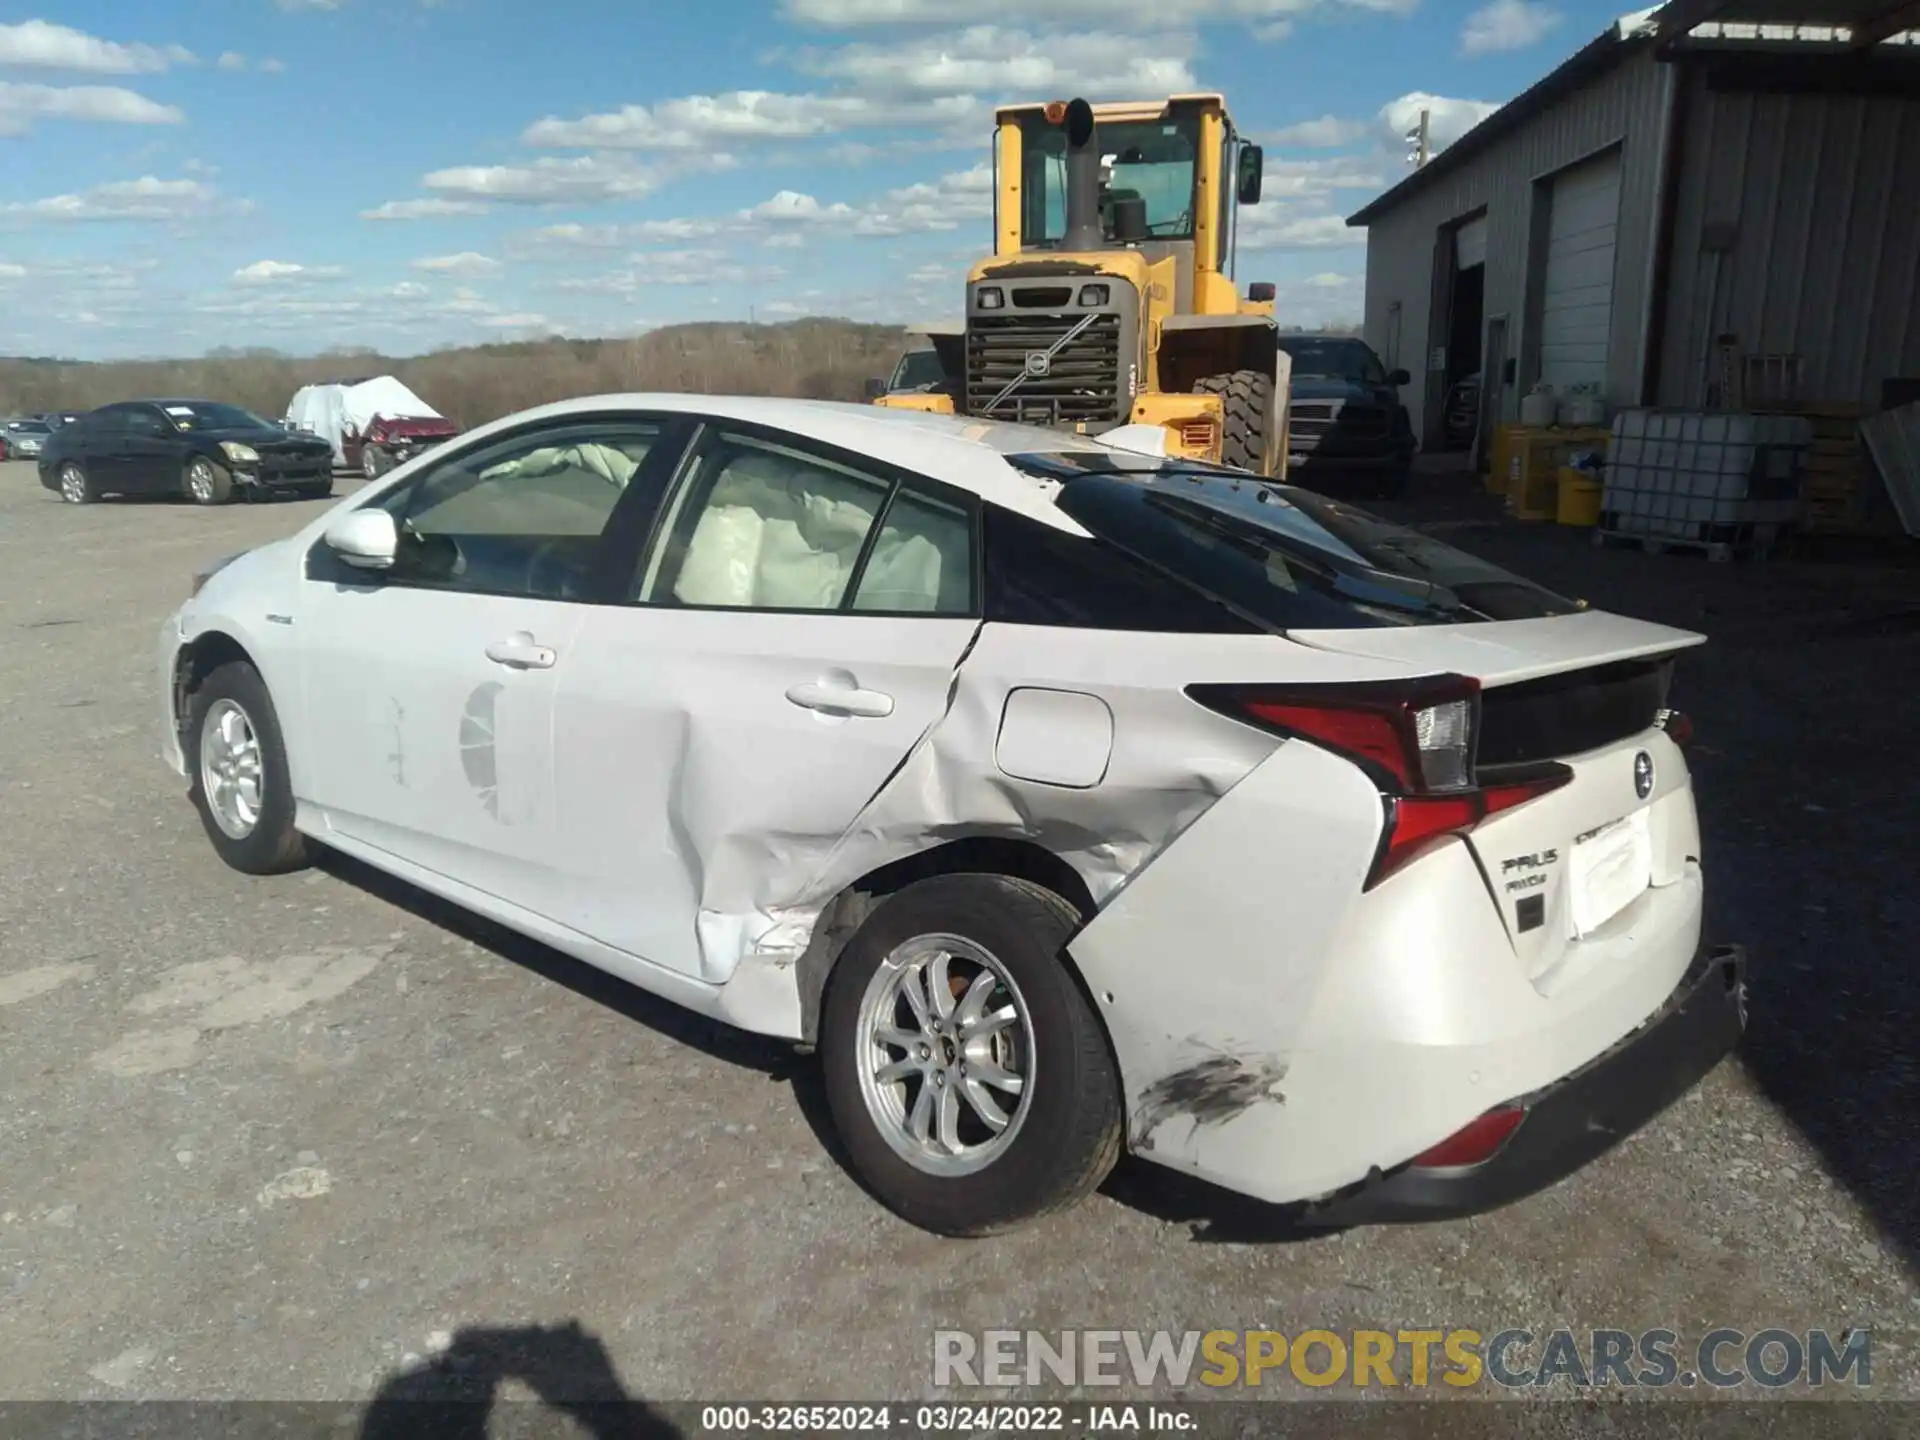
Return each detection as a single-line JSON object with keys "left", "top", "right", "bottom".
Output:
{"left": 1253, "top": 20, "right": 1295, "bottom": 41}
{"left": 1303, "top": 271, "right": 1358, "bottom": 287}
{"left": 216, "top": 51, "right": 247, "bottom": 72}
{"left": 848, "top": 162, "right": 993, "bottom": 235}
{"left": 1378, "top": 92, "right": 1503, "bottom": 151}
{"left": 0, "top": 261, "right": 28, "bottom": 280}
{"left": 422, "top": 154, "right": 672, "bottom": 205}
{"left": 1261, "top": 156, "right": 1389, "bottom": 199}
{"left": 411, "top": 251, "right": 504, "bottom": 277}
{"left": 387, "top": 281, "right": 430, "bottom": 299}
{"left": 0, "top": 176, "right": 228, "bottom": 224}
{"left": 513, "top": 218, "right": 726, "bottom": 255}
{"left": 788, "top": 26, "right": 1198, "bottom": 101}
{"left": 1264, "top": 114, "right": 1370, "bottom": 148}
{"left": 276, "top": 0, "right": 342, "bottom": 10}
{"left": 0, "top": 19, "right": 195, "bottom": 73}
{"left": 261, "top": 57, "right": 287, "bottom": 74}
{"left": 764, "top": 232, "right": 807, "bottom": 249}
{"left": 1236, "top": 210, "right": 1360, "bottom": 249}
{"left": 523, "top": 90, "right": 980, "bottom": 150}
{"left": 1461, "top": 0, "right": 1562, "bottom": 55}
{"left": 360, "top": 197, "right": 492, "bottom": 221}
{"left": 744, "top": 190, "right": 856, "bottom": 225}
{"left": 0, "top": 82, "right": 183, "bottom": 134}
{"left": 782, "top": 0, "right": 1416, "bottom": 25}
{"left": 476, "top": 312, "right": 556, "bottom": 330}
{"left": 554, "top": 249, "right": 776, "bottom": 291}
{"left": 233, "top": 259, "right": 345, "bottom": 284}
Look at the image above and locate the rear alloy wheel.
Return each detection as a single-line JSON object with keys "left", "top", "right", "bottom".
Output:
{"left": 184, "top": 456, "right": 233, "bottom": 506}
{"left": 57, "top": 461, "right": 95, "bottom": 504}
{"left": 186, "top": 661, "right": 309, "bottom": 875}
{"left": 362, "top": 444, "right": 390, "bottom": 480}
{"left": 821, "top": 874, "right": 1122, "bottom": 1236}
{"left": 1195, "top": 368, "right": 1276, "bottom": 475}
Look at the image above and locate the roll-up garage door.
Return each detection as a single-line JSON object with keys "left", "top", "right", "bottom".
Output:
{"left": 1539, "top": 150, "right": 1621, "bottom": 393}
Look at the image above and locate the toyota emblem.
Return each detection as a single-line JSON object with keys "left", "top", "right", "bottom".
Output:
{"left": 1633, "top": 750, "right": 1654, "bottom": 800}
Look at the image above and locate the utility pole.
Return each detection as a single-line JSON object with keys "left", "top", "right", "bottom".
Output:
{"left": 1406, "top": 108, "right": 1431, "bottom": 169}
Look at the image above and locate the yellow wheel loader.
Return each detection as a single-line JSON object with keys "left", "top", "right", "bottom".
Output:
{"left": 870, "top": 94, "right": 1291, "bottom": 476}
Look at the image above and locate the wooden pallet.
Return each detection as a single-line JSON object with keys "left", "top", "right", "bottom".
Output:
{"left": 1764, "top": 402, "right": 1872, "bottom": 533}
{"left": 1593, "top": 523, "right": 1789, "bottom": 563}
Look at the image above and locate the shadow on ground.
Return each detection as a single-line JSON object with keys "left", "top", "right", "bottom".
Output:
{"left": 359, "top": 1320, "right": 678, "bottom": 1438}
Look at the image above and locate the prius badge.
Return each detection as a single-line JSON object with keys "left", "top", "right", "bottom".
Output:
{"left": 1633, "top": 750, "right": 1654, "bottom": 800}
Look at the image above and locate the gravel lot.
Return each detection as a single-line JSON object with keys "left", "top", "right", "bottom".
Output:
{"left": 0, "top": 455, "right": 1914, "bottom": 1412}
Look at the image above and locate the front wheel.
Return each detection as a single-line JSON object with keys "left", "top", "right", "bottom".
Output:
{"left": 186, "top": 661, "right": 310, "bottom": 875}
{"left": 820, "top": 874, "right": 1122, "bottom": 1236}
{"left": 184, "top": 456, "right": 233, "bottom": 506}
{"left": 1195, "top": 368, "right": 1276, "bottom": 475}
{"left": 57, "top": 461, "right": 95, "bottom": 504}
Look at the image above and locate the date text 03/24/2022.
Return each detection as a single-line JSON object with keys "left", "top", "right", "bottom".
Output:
{"left": 698, "top": 1406, "right": 1192, "bottom": 1433}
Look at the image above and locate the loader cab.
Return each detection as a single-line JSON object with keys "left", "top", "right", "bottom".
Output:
{"left": 991, "top": 95, "right": 1265, "bottom": 317}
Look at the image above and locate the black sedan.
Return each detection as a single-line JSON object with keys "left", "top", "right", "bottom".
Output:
{"left": 38, "top": 399, "right": 336, "bottom": 506}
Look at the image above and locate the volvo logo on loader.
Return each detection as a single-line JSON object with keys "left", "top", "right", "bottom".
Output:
{"left": 1025, "top": 351, "right": 1052, "bottom": 378}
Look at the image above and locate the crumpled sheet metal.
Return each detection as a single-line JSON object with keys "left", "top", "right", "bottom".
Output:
{"left": 686, "top": 623, "right": 1289, "bottom": 986}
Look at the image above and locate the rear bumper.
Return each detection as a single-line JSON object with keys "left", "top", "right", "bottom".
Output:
{"left": 1304, "top": 943, "right": 1747, "bottom": 1225}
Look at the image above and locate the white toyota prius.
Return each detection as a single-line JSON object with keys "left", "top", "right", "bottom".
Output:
{"left": 159, "top": 394, "right": 1745, "bottom": 1236}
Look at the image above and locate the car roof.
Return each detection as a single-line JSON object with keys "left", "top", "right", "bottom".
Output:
{"left": 463, "top": 393, "right": 1108, "bottom": 533}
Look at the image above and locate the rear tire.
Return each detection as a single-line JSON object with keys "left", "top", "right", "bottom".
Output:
{"left": 362, "top": 444, "right": 390, "bottom": 480}
{"left": 1195, "top": 369, "right": 1275, "bottom": 475}
{"left": 57, "top": 461, "right": 95, "bottom": 504}
{"left": 185, "top": 661, "right": 310, "bottom": 875}
{"left": 820, "top": 874, "right": 1121, "bottom": 1236}
{"left": 184, "top": 456, "right": 233, "bottom": 506}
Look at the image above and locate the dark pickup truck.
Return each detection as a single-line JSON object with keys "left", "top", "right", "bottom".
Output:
{"left": 1279, "top": 335, "right": 1417, "bottom": 498}
{"left": 39, "top": 399, "right": 336, "bottom": 506}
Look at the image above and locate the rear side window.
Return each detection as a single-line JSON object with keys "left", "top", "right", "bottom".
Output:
{"left": 1008, "top": 454, "right": 1574, "bottom": 629}
{"left": 983, "top": 506, "right": 1261, "bottom": 633}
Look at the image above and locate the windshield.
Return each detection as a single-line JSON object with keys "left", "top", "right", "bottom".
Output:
{"left": 1278, "top": 337, "right": 1387, "bottom": 385}
{"left": 161, "top": 402, "right": 278, "bottom": 432}
{"left": 1017, "top": 114, "right": 1199, "bottom": 246}
{"left": 889, "top": 348, "right": 948, "bottom": 392}
{"left": 1009, "top": 452, "right": 1575, "bottom": 629}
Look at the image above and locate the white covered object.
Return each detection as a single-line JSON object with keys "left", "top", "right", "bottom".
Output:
{"left": 284, "top": 376, "right": 442, "bottom": 466}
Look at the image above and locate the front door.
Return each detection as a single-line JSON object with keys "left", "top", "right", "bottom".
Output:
{"left": 294, "top": 415, "right": 680, "bottom": 917}
{"left": 122, "top": 405, "right": 183, "bottom": 493}
{"left": 549, "top": 423, "right": 982, "bottom": 981}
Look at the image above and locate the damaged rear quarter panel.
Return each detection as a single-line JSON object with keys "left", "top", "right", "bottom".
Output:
{"left": 1068, "top": 736, "right": 1388, "bottom": 1180}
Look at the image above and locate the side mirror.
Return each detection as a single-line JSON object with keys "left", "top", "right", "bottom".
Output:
{"left": 1388, "top": 368, "right": 1412, "bottom": 387}
{"left": 322, "top": 508, "right": 398, "bottom": 570}
{"left": 1237, "top": 144, "right": 1264, "bottom": 206}
{"left": 864, "top": 377, "right": 887, "bottom": 399}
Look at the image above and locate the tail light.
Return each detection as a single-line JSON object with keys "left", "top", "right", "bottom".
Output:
{"left": 1187, "top": 678, "right": 1571, "bottom": 887}
{"left": 1410, "top": 1104, "right": 1525, "bottom": 1168}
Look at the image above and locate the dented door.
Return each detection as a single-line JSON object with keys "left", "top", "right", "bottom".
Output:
{"left": 547, "top": 608, "right": 981, "bottom": 981}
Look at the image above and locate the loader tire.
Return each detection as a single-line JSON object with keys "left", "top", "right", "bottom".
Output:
{"left": 1195, "top": 369, "right": 1274, "bottom": 475}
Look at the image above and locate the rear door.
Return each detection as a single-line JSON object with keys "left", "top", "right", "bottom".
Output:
{"left": 547, "top": 421, "right": 981, "bottom": 981}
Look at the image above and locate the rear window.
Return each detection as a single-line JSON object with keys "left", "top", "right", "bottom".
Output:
{"left": 1006, "top": 453, "right": 1575, "bottom": 631}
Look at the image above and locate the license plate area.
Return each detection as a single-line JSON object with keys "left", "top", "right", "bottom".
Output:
{"left": 1567, "top": 808, "right": 1652, "bottom": 937}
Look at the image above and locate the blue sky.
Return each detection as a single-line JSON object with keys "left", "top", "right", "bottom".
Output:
{"left": 2, "top": 0, "right": 1627, "bottom": 359}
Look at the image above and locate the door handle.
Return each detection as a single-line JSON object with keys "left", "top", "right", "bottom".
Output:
{"left": 485, "top": 632, "right": 557, "bottom": 670}
{"left": 785, "top": 679, "right": 895, "bottom": 718}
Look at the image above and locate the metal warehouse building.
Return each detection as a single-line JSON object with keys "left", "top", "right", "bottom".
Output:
{"left": 1347, "top": 1, "right": 1920, "bottom": 455}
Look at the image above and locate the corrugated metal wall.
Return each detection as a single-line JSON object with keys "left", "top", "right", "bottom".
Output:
{"left": 1655, "top": 83, "right": 1920, "bottom": 409}
{"left": 1360, "top": 46, "right": 1671, "bottom": 441}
